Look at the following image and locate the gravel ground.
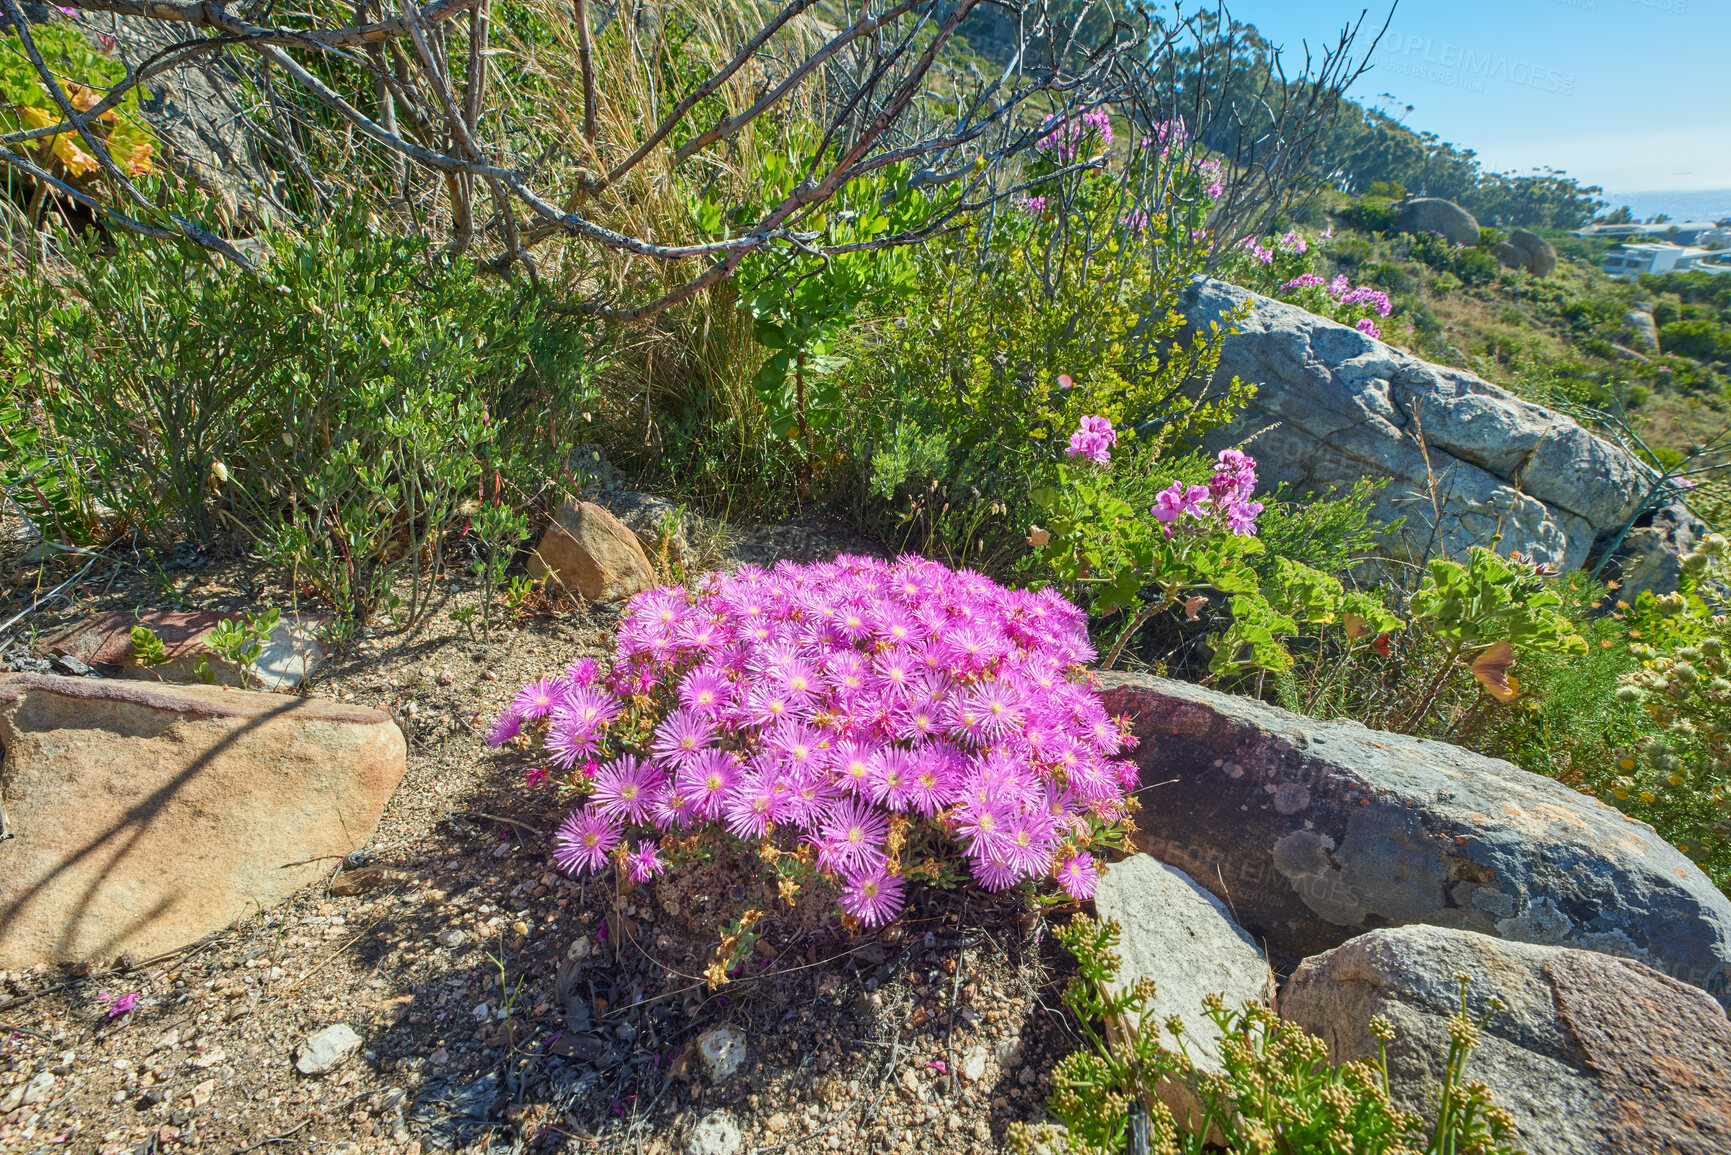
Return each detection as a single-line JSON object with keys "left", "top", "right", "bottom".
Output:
{"left": 0, "top": 512, "right": 1084, "bottom": 1154}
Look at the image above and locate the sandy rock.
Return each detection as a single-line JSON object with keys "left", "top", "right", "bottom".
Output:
{"left": 526, "top": 497, "right": 657, "bottom": 603}
{"left": 0, "top": 674, "right": 405, "bottom": 967}
{"left": 1181, "top": 278, "right": 1650, "bottom": 571}
{"left": 1393, "top": 197, "right": 1481, "bottom": 246}
{"left": 295, "top": 1023, "right": 363, "bottom": 1075}
{"left": 39, "top": 609, "right": 327, "bottom": 689}
{"left": 696, "top": 1024, "right": 747, "bottom": 1081}
{"left": 1280, "top": 925, "right": 1731, "bottom": 1155}
{"left": 1605, "top": 500, "right": 1711, "bottom": 601}
{"left": 1097, "top": 671, "right": 1731, "bottom": 1009}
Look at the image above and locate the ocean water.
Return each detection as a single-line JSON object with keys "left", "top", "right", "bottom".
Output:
{"left": 1600, "top": 189, "right": 1731, "bottom": 224}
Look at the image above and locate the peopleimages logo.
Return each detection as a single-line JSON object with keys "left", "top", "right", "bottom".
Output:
{"left": 1379, "top": 32, "right": 1577, "bottom": 96}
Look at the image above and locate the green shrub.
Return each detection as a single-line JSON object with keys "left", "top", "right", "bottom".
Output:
{"left": 844, "top": 165, "right": 1239, "bottom": 570}
{"left": 1660, "top": 319, "right": 1731, "bottom": 362}
{"left": 1007, "top": 914, "right": 1522, "bottom": 1155}
{"left": 1613, "top": 536, "right": 1731, "bottom": 889}
{"left": 1338, "top": 198, "right": 1397, "bottom": 235}
{"left": 0, "top": 217, "right": 596, "bottom": 628}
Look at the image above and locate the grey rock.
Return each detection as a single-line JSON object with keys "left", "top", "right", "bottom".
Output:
{"left": 436, "top": 929, "right": 466, "bottom": 949}
{"left": 1489, "top": 240, "right": 1525, "bottom": 269}
{"left": 1280, "top": 925, "right": 1731, "bottom": 1155}
{"left": 1096, "top": 671, "right": 1731, "bottom": 1009}
{"left": 1181, "top": 278, "right": 1651, "bottom": 571}
{"left": 686, "top": 1110, "right": 743, "bottom": 1155}
{"left": 72, "top": 13, "right": 285, "bottom": 227}
{"left": 295, "top": 1023, "right": 362, "bottom": 1075}
{"left": 1508, "top": 229, "right": 1557, "bottom": 277}
{"left": 1625, "top": 307, "right": 1661, "bottom": 352}
{"left": 1601, "top": 499, "right": 1710, "bottom": 600}
{"left": 696, "top": 1024, "right": 747, "bottom": 1081}
{"left": 1095, "top": 854, "right": 1275, "bottom": 1133}
{"left": 1393, "top": 198, "right": 1481, "bottom": 247}
{"left": 601, "top": 491, "right": 695, "bottom": 568}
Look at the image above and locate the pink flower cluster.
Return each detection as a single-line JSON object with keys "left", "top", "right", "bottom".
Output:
{"left": 1142, "top": 119, "right": 1189, "bottom": 156}
{"left": 1200, "top": 159, "right": 1225, "bottom": 199}
{"left": 1152, "top": 449, "right": 1263, "bottom": 536}
{"left": 1281, "top": 273, "right": 1325, "bottom": 291}
{"left": 1333, "top": 285, "right": 1392, "bottom": 317}
{"left": 1066, "top": 416, "right": 1117, "bottom": 466}
{"left": 1038, "top": 109, "right": 1113, "bottom": 162}
{"left": 493, "top": 557, "right": 1136, "bottom": 926}
{"left": 1013, "top": 194, "right": 1048, "bottom": 216}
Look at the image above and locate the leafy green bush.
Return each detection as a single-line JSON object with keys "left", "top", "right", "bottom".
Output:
{"left": 0, "top": 22, "right": 156, "bottom": 189}
{"left": 844, "top": 152, "right": 1238, "bottom": 569}
{"left": 1660, "top": 319, "right": 1731, "bottom": 362}
{"left": 0, "top": 218, "right": 595, "bottom": 628}
{"left": 1338, "top": 198, "right": 1397, "bottom": 235}
{"left": 1007, "top": 914, "right": 1522, "bottom": 1155}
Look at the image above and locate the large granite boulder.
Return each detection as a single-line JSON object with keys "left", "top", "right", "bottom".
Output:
{"left": 1393, "top": 198, "right": 1481, "bottom": 247}
{"left": 1094, "top": 854, "right": 1275, "bottom": 1132}
{"left": 1096, "top": 672, "right": 1731, "bottom": 1008}
{"left": 1182, "top": 277, "right": 1651, "bottom": 571}
{"left": 1507, "top": 229, "right": 1557, "bottom": 277}
{"left": 1280, "top": 925, "right": 1731, "bottom": 1155}
{"left": 527, "top": 496, "right": 658, "bottom": 603}
{"left": 0, "top": 674, "right": 405, "bottom": 966}
{"left": 1489, "top": 240, "right": 1525, "bottom": 269}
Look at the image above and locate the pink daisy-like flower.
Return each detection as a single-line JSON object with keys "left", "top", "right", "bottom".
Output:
{"left": 838, "top": 868, "right": 905, "bottom": 927}
{"left": 485, "top": 709, "right": 522, "bottom": 748}
{"left": 554, "top": 809, "right": 621, "bottom": 876}
{"left": 679, "top": 749, "right": 739, "bottom": 820}
{"left": 819, "top": 799, "right": 889, "bottom": 873}
{"left": 677, "top": 666, "right": 733, "bottom": 718}
{"left": 588, "top": 755, "right": 664, "bottom": 825}
{"left": 650, "top": 709, "right": 715, "bottom": 769}
{"left": 624, "top": 840, "right": 667, "bottom": 883}
{"left": 512, "top": 678, "right": 559, "bottom": 721}
{"left": 564, "top": 656, "right": 600, "bottom": 686}
{"left": 723, "top": 771, "right": 782, "bottom": 840}
{"left": 1056, "top": 853, "right": 1099, "bottom": 900}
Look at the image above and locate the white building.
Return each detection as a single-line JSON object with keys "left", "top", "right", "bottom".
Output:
{"left": 1601, "top": 243, "right": 1721, "bottom": 278}
{"left": 1579, "top": 221, "right": 1731, "bottom": 247}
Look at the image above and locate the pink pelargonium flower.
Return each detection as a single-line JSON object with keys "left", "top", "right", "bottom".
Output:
{"left": 1355, "top": 318, "right": 1382, "bottom": 340}
{"left": 1066, "top": 415, "right": 1117, "bottom": 466}
{"left": 1152, "top": 483, "right": 1211, "bottom": 524}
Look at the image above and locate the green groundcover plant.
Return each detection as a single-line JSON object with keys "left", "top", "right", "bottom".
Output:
{"left": 1010, "top": 915, "right": 1522, "bottom": 1155}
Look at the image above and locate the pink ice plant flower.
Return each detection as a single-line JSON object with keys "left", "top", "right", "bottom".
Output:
{"left": 496, "top": 555, "right": 1138, "bottom": 926}
{"left": 624, "top": 840, "right": 667, "bottom": 883}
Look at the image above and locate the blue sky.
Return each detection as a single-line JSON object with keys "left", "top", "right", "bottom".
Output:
{"left": 1217, "top": 0, "right": 1730, "bottom": 202}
